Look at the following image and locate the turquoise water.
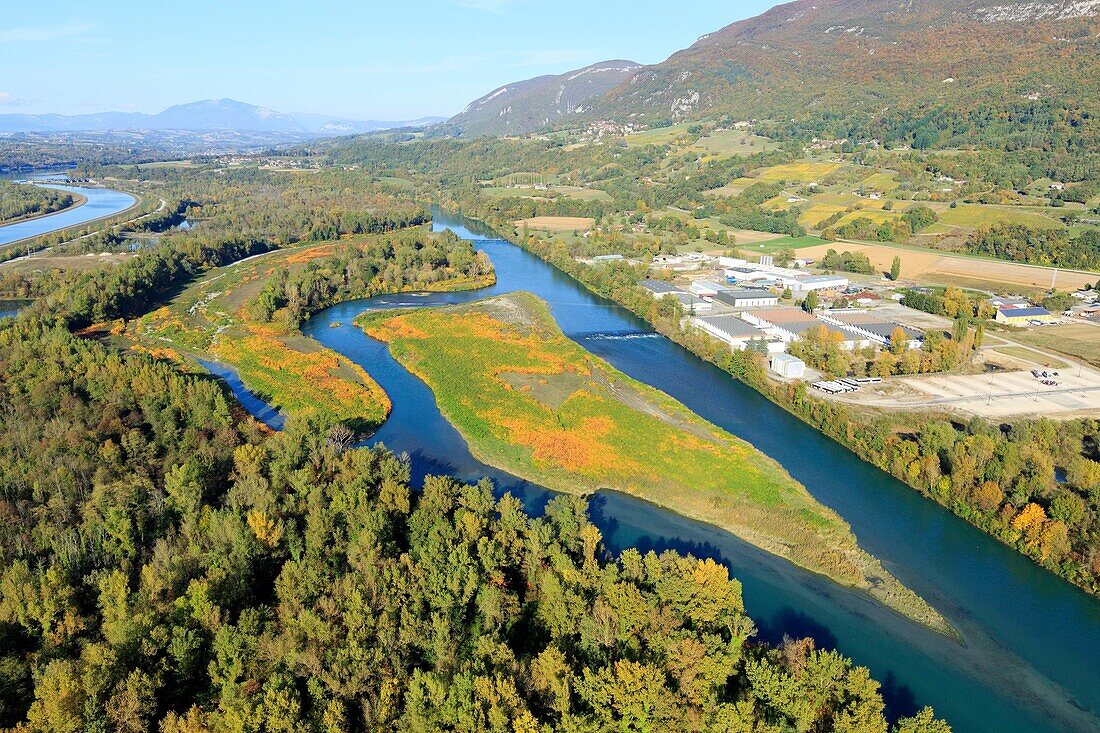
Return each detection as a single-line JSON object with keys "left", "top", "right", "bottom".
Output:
{"left": 220, "top": 210, "right": 1100, "bottom": 732}
{"left": 0, "top": 183, "right": 136, "bottom": 247}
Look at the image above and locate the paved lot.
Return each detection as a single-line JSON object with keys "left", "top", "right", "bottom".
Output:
{"left": 847, "top": 365, "right": 1100, "bottom": 419}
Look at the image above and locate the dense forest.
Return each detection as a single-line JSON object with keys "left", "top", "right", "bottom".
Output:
{"left": 0, "top": 320, "right": 948, "bottom": 732}
{"left": 0, "top": 181, "right": 75, "bottom": 223}
{"left": 966, "top": 226, "right": 1100, "bottom": 271}
{"left": 247, "top": 229, "right": 493, "bottom": 329}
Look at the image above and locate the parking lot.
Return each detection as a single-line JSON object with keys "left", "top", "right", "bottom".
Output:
{"left": 855, "top": 366, "right": 1100, "bottom": 419}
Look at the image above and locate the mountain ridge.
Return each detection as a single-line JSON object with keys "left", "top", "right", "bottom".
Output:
{"left": 446, "top": 60, "right": 642, "bottom": 136}
{"left": 0, "top": 99, "right": 442, "bottom": 136}
{"left": 448, "top": 0, "right": 1100, "bottom": 151}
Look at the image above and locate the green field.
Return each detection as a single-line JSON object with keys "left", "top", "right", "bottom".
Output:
{"left": 741, "top": 235, "right": 828, "bottom": 254}
{"left": 624, "top": 122, "right": 698, "bottom": 147}
{"left": 360, "top": 292, "right": 949, "bottom": 634}
{"left": 1010, "top": 322, "right": 1100, "bottom": 368}
{"left": 686, "top": 129, "right": 778, "bottom": 158}
{"left": 482, "top": 184, "right": 611, "bottom": 201}
{"left": 938, "top": 204, "right": 1064, "bottom": 230}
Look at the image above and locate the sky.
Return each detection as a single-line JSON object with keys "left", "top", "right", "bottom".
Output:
{"left": 0, "top": 0, "right": 774, "bottom": 120}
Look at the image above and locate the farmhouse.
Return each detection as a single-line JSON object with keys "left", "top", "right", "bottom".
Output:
{"left": 995, "top": 306, "right": 1056, "bottom": 325}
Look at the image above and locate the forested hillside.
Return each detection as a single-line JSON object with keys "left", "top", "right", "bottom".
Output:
{"left": 451, "top": 0, "right": 1100, "bottom": 179}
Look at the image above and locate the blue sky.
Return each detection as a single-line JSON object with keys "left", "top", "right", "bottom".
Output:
{"left": 0, "top": 0, "right": 773, "bottom": 120}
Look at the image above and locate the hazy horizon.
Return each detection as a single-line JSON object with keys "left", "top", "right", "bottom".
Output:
{"left": 0, "top": 0, "right": 772, "bottom": 121}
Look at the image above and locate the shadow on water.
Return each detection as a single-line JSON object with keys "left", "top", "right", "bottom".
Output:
{"left": 209, "top": 207, "right": 1100, "bottom": 733}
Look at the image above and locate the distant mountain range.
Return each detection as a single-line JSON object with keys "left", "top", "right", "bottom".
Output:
{"left": 448, "top": 0, "right": 1100, "bottom": 150}
{"left": 0, "top": 98, "right": 444, "bottom": 136}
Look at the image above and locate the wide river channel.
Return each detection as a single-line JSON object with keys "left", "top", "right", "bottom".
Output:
{"left": 229, "top": 209, "right": 1099, "bottom": 732}
{"left": 0, "top": 173, "right": 136, "bottom": 248}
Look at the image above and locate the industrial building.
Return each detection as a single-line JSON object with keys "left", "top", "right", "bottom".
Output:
{"left": 819, "top": 311, "right": 923, "bottom": 349}
{"left": 995, "top": 306, "right": 1056, "bottom": 325}
{"left": 769, "top": 353, "right": 806, "bottom": 379}
{"left": 788, "top": 274, "right": 849, "bottom": 293}
{"left": 714, "top": 288, "right": 779, "bottom": 308}
{"left": 641, "top": 280, "right": 686, "bottom": 299}
{"left": 690, "top": 315, "right": 777, "bottom": 351}
{"left": 740, "top": 309, "right": 871, "bottom": 349}
{"left": 670, "top": 292, "right": 713, "bottom": 313}
{"left": 689, "top": 280, "right": 733, "bottom": 299}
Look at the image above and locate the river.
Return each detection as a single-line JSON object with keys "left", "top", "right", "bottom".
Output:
{"left": 0, "top": 174, "right": 137, "bottom": 248}
{"left": 223, "top": 210, "right": 1100, "bottom": 732}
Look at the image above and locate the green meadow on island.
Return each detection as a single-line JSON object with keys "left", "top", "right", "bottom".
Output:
{"left": 360, "top": 292, "right": 949, "bottom": 633}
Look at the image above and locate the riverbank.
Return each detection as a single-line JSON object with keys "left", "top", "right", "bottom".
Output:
{"left": 360, "top": 290, "right": 953, "bottom": 635}
{"left": 459, "top": 204, "right": 1100, "bottom": 601}
{"left": 0, "top": 184, "right": 141, "bottom": 258}
{"left": 131, "top": 230, "right": 495, "bottom": 433}
{"left": 0, "top": 189, "right": 87, "bottom": 227}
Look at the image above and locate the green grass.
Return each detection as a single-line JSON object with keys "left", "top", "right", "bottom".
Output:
{"left": 624, "top": 123, "right": 698, "bottom": 147}
{"left": 1010, "top": 323, "right": 1100, "bottom": 368}
{"left": 991, "top": 346, "right": 1067, "bottom": 368}
{"left": 686, "top": 129, "right": 778, "bottom": 158}
{"left": 359, "top": 292, "right": 950, "bottom": 634}
{"left": 938, "top": 204, "right": 1064, "bottom": 230}
{"left": 742, "top": 235, "right": 827, "bottom": 254}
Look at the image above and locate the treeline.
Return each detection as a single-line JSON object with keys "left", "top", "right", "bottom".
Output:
{"left": 0, "top": 181, "right": 74, "bottom": 223}
{"left": 820, "top": 248, "right": 875, "bottom": 274}
{"left": 823, "top": 206, "right": 938, "bottom": 243}
{"left": 248, "top": 230, "right": 493, "bottom": 328}
{"left": 0, "top": 317, "right": 948, "bottom": 732}
{"left": 967, "top": 225, "right": 1100, "bottom": 270}
{"left": 29, "top": 235, "right": 272, "bottom": 330}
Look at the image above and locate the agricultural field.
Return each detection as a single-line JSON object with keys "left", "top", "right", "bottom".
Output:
{"left": 623, "top": 122, "right": 698, "bottom": 147}
{"left": 937, "top": 204, "right": 1064, "bottom": 230}
{"left": 797, "top": 241, "right": 1098, "bottom": 290}
{"left": 514, "top": 215, "right": 595, "bottom": 232}
{"left": 752, "top": 161, "right": 844, "bottom": 183}
{"left": 860, "top": 172, "right": 901, "bottom": 192}
{"left": 483, "top": 184, "right": 611, "bottom": 201}
{"left": 685, "top": 128, "right": 779, "bottom": 159}
{"left": 360, "top": 292, "right": 949, "bottom": 633}
{"left": 740, "top": 235, "right": 827, "bottom": 256}
{"left": 1009, "top": 322, "right": 1100, "bottom": 368}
